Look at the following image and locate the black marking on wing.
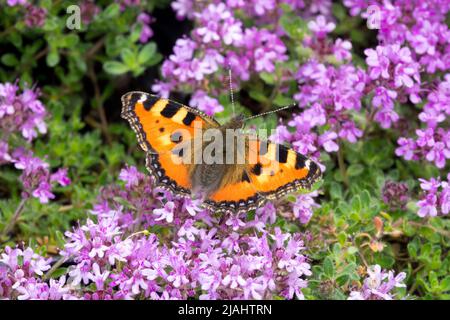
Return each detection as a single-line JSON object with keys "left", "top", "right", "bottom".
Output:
{"left": 275, "top": 144, "right": 289, "bottom": 163}
{"left": 251, "top": 163, "right": 262, "bottom": 175}
{"left": 182, "top": 112, "right": 196, "bottom": 126}
{"left": 295, "top": 153, "right": 306, "bottom": 169}
{"left": 161, "top": 101, "right": 181, "bottom": 118}
{"left": 242, "top": 171, "right": 251, "bottom": 183}
{"left": 143, "top": 95, "right": 160, "bottom": 110}
{"left": 306, "top": 160, "right": 319, "bottom": 180}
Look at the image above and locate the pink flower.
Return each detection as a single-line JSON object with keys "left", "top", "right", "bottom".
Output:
{"left": 137, "top": 13, "right": 154, "bottom": 43}
{"left": 253, "top": 0, "right": 275, "bottom": 16}
{"left": 119, "top": 165, "right": 142, "bottom": 188}
{"left": 50, "top": 168, "right": 71, "bottom": 187}
{"left": 396, "top": 138, "right": 417, "bottom": 161}
{"left": 339, "top": 121, "right": 363, "bottom": 143}
{"left": 32, "top": 182, "right": 55, "bottom": 203}
{"left": 426, "top": 142, "right": 450, "bottom": 168}
{"left": 89, "top": 263, "right": 110, "bottom": 291}
{"left": 190, "top": 90, "right": 224, "bottom": 116}
{"left": 7, "top": 0, "right": 27, "bottom": 6}
{"left": 307, "top": 15, "right": 335, "bottom": 39}
{"left": 171, "top": 0, "right": 194, "bottom": 20}
{"left": 364, "top": 46, "right": 390, "bottom": 80}
{"left": 319, "top": 131, "right": 339, "bottom": 152}
{"left": 348, "top": 265, "right": 406, "bottom": 300}
{"left": 154, "top": 201, "right": 175, "bottom": 223}
{"left": 222, "top": 265, "right": 246, "bottom": 289}
{"left": 418, "top": 194, "right": 438, "bottom": 217}
{"left": 292, "top": 192, "right": 320, "bottom": 224}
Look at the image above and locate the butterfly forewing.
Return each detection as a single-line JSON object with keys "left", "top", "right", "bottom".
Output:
{"left": 121, "top": 91, "right": 218, "bottom": 194}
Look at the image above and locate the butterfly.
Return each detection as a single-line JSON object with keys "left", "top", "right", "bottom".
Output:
{"left": 121, "top": 91, "right": 322, "bottom": 213}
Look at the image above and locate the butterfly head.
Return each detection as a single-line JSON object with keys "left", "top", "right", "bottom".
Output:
{"left": 224, "top": 114, "right": 245, "bottom": 130}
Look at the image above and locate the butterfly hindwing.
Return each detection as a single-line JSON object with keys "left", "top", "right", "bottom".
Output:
{"left": 203, "top": 139, "right": 321, "bottom": 212}
{"left": 121, "top": 91, "right": 219, "bottom": 194}
{"left": 204, "top": 165, "right": 264, "bottom": 212}
{"left": 246, "top": 139, "right": 322, "bottom": 199}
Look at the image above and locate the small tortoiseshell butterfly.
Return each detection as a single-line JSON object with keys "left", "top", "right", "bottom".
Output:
{"left": 121, "top": 91, "right": 322, "bottom": 213}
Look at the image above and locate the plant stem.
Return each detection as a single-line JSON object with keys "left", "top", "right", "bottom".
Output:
{"left": 13, "top": 47, "right": 49, "bottom": 78}
{"left": 337, "top": 143, "right": 349, "bottom": 188}
{"left": 133, "top": 209, "right": 144, "bottom": 234}
{"left": 0, "top": 26, "right": 13, "bottom": 38}
{"left": 1, "top": 198, "right": 27, "bottom": 238}
{"left": 85, "top": 37, "right": 105, "bottom": 58}
{"left": 87, "top": 62, "right": 112, "bottom": 145}
{"left": 43, "top": 256, "right": 67, "bottom": 281}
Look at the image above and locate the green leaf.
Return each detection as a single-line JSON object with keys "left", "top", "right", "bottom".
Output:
{"left": 248, "top": 89, "right": 268, "bottom": 103}
{"left": 50, "top": 267, "right": 68, "bottom": 279}
{"left": 279, "top": 13, "right": 307, "bottom": 40}
{"left": 351, "top": 195, "right": 362, "bottom": 213}
{"left": 46, "top": 50, "right": 60, "bottom": 67}
{"left": 1, "top": 53, "right": 19, "bottom": 67}
{"left": 323, "top": 257, "right": 335, "bottom": 278}
{"left": 417, "top": 276, "right": 431, "bottom": 292}
{"left": 138, "top": 43, "right": 156, "bottom": 65}
{"left": 103, "top": 61, "right": 129, "bottom": 75}
{"left": 332, "top": 243, "right": 342, "bottom": 255}
{"left": 103, "top": 3, "right": 120, "bottom": 18}
{"left": 121, "top": 48, "right": 136, "bottom": 68}
{"left": 43, "top": 17, "right": 59, "bottom": 31}
{"left": 347, "top": 246, "right": 358, "bottom": 255}
{"left": 55, "top": 230, "right": 66, "bottom": 247}
{"left": 9, "top": 32, "right": 23, "bottom": 48}
{"left": 360, "top": 189, "right": 371, "bottom": 208}
{"left": 337, "top": 232, "right": 347, "bottom": 245}
{"left": 440, "top": 276, "right": 450, "bottom": 292}
{"left": 130, "top": 24, "right": 143, "bottom": 43}
{"left": 146, "top": 53, "right": 162, "bottom": 67}
{"left": 332, "top": 3, "right": 347, "bottom": 21}
{"left": 375, "top": 253, "right": 395, "bottom": 268}
{"left": 131, "top": 66, "right": 146, "bottom": 77}
{"left": 329, "top": 182, "right": 342, "bottom": 200}
{"left": 63, "top": 34, "right": 79, "bottom": 48}
{"left": 347, "top": 164, "right": 364, "bottom": 176}
{"left": 350, "top": 30, "right": 365, "bottom": 44}
{"left": 336, "top": 274, "right": 350, "bottom": 286}
{"left": 429, "top": 271, "right": 439, "bottom": 290}
{"left": 260, "top": 72, "right": 275, "bottom": 85}
{"left": 407, "top": 241, "right": 418, "bottom": 259}
{"left": 75, "top": 56, "right": 87, "bottom": 73}
{"left": 273, "top": 94, "right": 294, "bottom": 106}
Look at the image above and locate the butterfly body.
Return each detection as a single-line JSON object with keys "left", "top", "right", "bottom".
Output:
{"left": 190, "top": 114, "right": 246, "bottom": 198}
{"left": 121, "top": 91, "right": 322, "bottom": 213}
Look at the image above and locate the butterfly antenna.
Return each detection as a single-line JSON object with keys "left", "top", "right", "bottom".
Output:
{"left": 244, "top": 103, "right": 297, "bottom": 121}
{"left": 228, "top": 66, "right": 236, "bottom": 117}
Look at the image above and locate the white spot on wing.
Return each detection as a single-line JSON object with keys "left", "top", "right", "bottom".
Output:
{"left": 138, "top": 94, "right": 147, "bottom": 103}
{"left": 305, "top": 159, "right": 311, "bottom": 169}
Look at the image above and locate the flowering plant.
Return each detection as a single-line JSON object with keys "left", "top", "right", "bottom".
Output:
{"left": 1, "top": 0, "right": 450, "bottom": 300}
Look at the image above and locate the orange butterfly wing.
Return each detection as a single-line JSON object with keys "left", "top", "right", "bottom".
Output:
{"left": 204, "top": 138, "right": 322, "bottom": 212}
{"left": 204, "top": 168, "right": 264, "bottom": 212}
{"left": 121, "top": 91, "right": 219, "bottom": 194}
{"left": 247, "top": 139, "right": 322, "bottom": 199}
